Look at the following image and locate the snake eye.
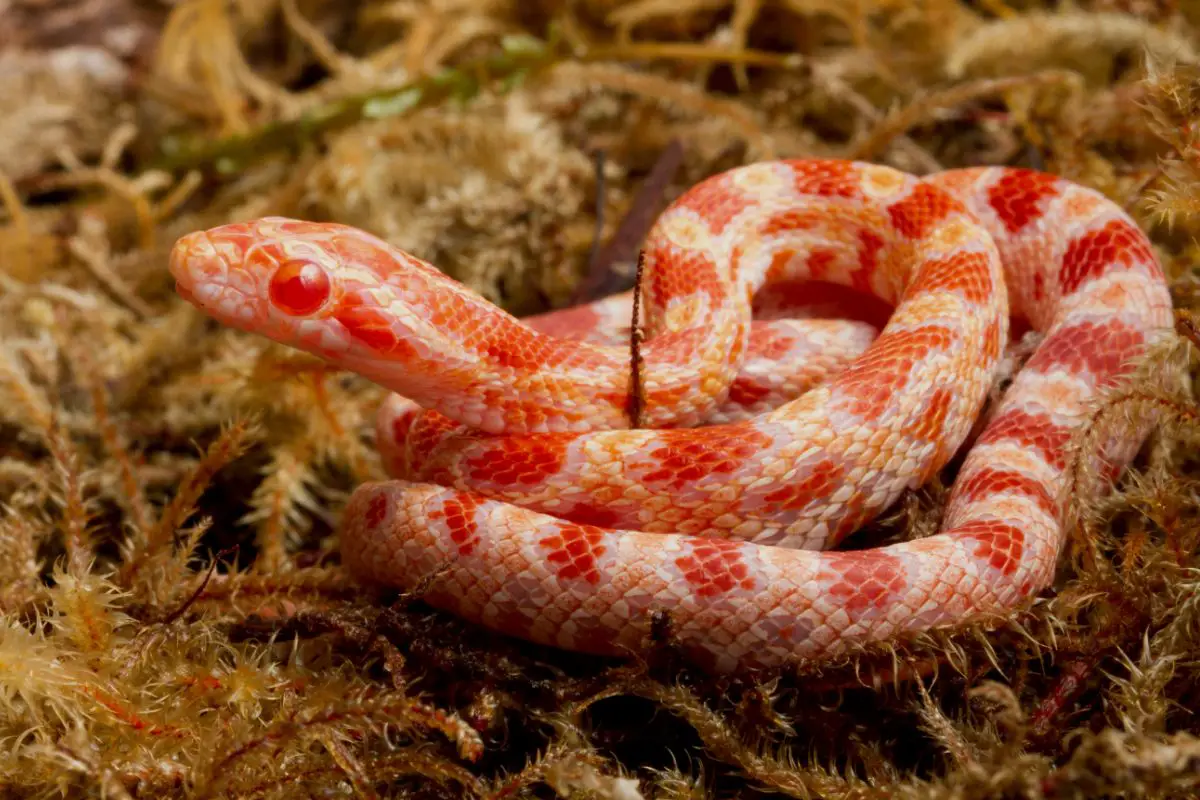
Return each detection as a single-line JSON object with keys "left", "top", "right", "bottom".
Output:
{"left": 269, "top": 259, "right": 331, "bottom": 316}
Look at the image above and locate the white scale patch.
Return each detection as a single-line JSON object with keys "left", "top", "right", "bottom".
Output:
{"left": 730, "top": 162, "right": 794, "bottom": 196}
{"left": 858, "top": 164, "right": 909, "bottom": 199}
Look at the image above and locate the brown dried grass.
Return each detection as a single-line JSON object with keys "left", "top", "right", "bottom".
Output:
{"left": 1, "top": 1, "right": 1199, "bottom": 797}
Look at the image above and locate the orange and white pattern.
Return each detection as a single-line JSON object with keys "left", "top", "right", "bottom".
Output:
{"left": 169, "top": 159, "right": 1173, "bottom": 673}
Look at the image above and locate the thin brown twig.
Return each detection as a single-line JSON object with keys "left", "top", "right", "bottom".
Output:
{"left": 160, "top": 545, "right": 238, "bottom": 625}
{"left": 585, "top": 148, "right": 607, "bottom": 277}
{"left": 850, "top": 71, "right": 1080, "bottom": 164}
{"left": 66, "top": 236, "right": 155, "bottom": 321}
{"left": 571, "top": 139, "right": 684, "bottom": 304}
{"left": 627, "top": 249, "right": 646, "bottom": 429}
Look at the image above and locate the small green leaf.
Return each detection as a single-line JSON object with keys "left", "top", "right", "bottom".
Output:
{"left": 500, "top": 33, "right": 546, "bottom": 56}
{"left": 362, "top": 87, "right": 424, "bottom": 119}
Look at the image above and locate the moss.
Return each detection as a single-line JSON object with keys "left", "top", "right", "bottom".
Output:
{"left": 1, "top": 1, "right": 1199, "bottom": 797}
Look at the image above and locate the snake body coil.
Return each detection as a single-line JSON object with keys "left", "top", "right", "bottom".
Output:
{"left": 170, "top": 159, "right": 1173, "bottom": 673}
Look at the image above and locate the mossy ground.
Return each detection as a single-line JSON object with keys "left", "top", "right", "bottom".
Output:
{"left": 2, "top": 1, "right": 1200, "bottom": 797}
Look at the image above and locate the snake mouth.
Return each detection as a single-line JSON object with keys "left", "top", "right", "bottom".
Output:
{"left": 174, "top": 280, "right": 197, "bottom": 305}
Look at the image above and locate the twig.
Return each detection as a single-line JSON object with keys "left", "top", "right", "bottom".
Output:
{"left": 571, "top": 139, "right": 683, "bottom": 304}
{"left": 66, "top": 236, "right": 155, "bottom": 321}
{"left": 812, "top": 66, "right": 943, "bottom": 174}
{"left": 585, "top": 148, "right": 607, "bottom": 276}
{"left": 159, "top": 545, "right": 238, "bottom": 625}
{"left": 850, "top": 70, "right": 1080, "bottom": 164}
{"left": 627, "top": 250, "right": 646, "bottom": 429}
{"left": 582, "top": 41, "right": 804, "bottom": 69}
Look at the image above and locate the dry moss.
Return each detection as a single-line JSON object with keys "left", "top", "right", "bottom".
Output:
{"left": 2, "top": 1, "right": 1200, "bottom": 798}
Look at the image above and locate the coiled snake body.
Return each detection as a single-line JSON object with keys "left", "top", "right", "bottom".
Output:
{"left": 170, "top": 159, "right": 1173, "bottom": 673}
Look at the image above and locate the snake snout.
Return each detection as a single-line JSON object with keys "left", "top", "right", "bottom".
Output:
{"left": 169, "top": 230, "right": 220, "bottom": 282}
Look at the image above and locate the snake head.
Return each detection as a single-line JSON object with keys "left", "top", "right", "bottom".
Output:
{"left": 169, "top": 216, "right": 433, "bottom": 362}
{"left": 169, "top": 217, "right": 349, "bottom": 339}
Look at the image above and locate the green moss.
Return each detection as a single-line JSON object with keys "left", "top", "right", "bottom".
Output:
{"left": 1, "top": 1, "right": 1199, "bottom": 797}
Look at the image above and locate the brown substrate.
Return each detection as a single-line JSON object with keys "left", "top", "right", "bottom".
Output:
{"left": 2, "top": 1, "right": 1200, "bottom": 797}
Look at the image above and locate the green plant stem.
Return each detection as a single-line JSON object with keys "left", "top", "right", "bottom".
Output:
{"left": 150, "top": 34, "right": 561, "bottom": 176}
{"left": 149, "top": 34, "right": 803, "bottom": 177}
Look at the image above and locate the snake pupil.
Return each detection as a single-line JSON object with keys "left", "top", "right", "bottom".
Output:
{"left": 269, "top": 259, "right": 331, "bottom": 316}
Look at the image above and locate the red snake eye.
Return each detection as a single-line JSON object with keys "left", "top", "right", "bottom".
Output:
{"left": 269, "top": 259, "right": 331, "bottom": 316}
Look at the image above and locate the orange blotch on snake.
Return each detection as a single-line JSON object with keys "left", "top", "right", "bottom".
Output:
{"left": 465, "top": 435, "right": 570, "bottom": 486}
{"left": 428, "top": 493, "right": 481, "bottom": 555}
{"left": 639, "top": 426, "right": 773, "bottom": 490}
{"left": 675, "top": 540, "right": 755, "bottom": 597}
{"left": 726, "top": 377, "right": 772, "bottom": 407}
{"left": 764, "top": 249, "right": 798, "bottom": 284}
{"left": 982, "top": 315, "right": 1005, "bottom": 362}
{"left": 540, "top": 524, "right": 607, "bottom": 583}
{"left": 806, "top": 248, "right": 839, "bottom": 280}
{"left": 823, "top": 551, "right": 907, "bottom": 613}
{"left": 958, "top": 520, "right": 1025, "bottom": 576}
{"left": 269, "top": 259, "right": 331, "bottom": 315}
{"left": 647, "top": 328, "right": 723, "bottom": 371}
{"left": 673, "top": 176, "right": 755, "bottom": 234}
{"left": 833, "top": 324, "right": 956, "bottom": 419}
{"left": 762, "top": 459, "right": 844, "bottom": 510}
{"left": 905, "top": 250, "right": 994, "bottom": 305}
{"left": 976, "top": 410, "right": 1072, "bottom": 470}
{"left": 390, "top": 411, "right": 419, "bottom": 445}
{"left": 1026, "top": 319, "right": 1146, "bottom": 387}
{"left": 910, "top": 389, "right": 955, "bottom": 468}
{"left": 647, "top": 250, "right": 724, "bottom": 311}
{"left": 335, "top": 298, "right": 414, "bottom": 355}
{"left": 363, "top": 493, "right": 388, "bottom": 529}
{"left": 792, "top": 160, "right": 861, "bottom": 198}
{"left": 483, "top": 324, "right": 554, "bottom": 371}
{"left": 1031, "top": 271, "right": 1046, "bottom": 302}
{"left": 1059, "top": 219, "right": 1157, "bottom": 295}
{"left": 850, "top": 229, "right": 886, "bottom": 294}
{"left": 954, "top": 465, "right": 1058, "bottom": 519}
{"left": 402, "top": 411, "right": 472, "bottom": 475}
{"left": 986, "top": 169, "right": 1061, "bottom": 233}
{"left": 759, "top": 208, "right": 826, "bottom": 239}
{"left": 887, "top": 183, "right": 959, "bottom": 239}
{"left": 748, "top": 325, "right": 800, "bottom": 360}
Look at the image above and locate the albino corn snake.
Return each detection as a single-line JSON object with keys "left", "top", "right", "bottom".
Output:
{"left": 169, "top": 159, "right": 1173, "bottom": 673}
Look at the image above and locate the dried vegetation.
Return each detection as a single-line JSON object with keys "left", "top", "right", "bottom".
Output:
{"left": 1, "top": 0, "right": 1200, "bottom": 797}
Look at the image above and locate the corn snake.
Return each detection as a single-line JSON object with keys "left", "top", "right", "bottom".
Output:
{"left": 169, "top": 159, "right": 1173, "bottom": 673}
